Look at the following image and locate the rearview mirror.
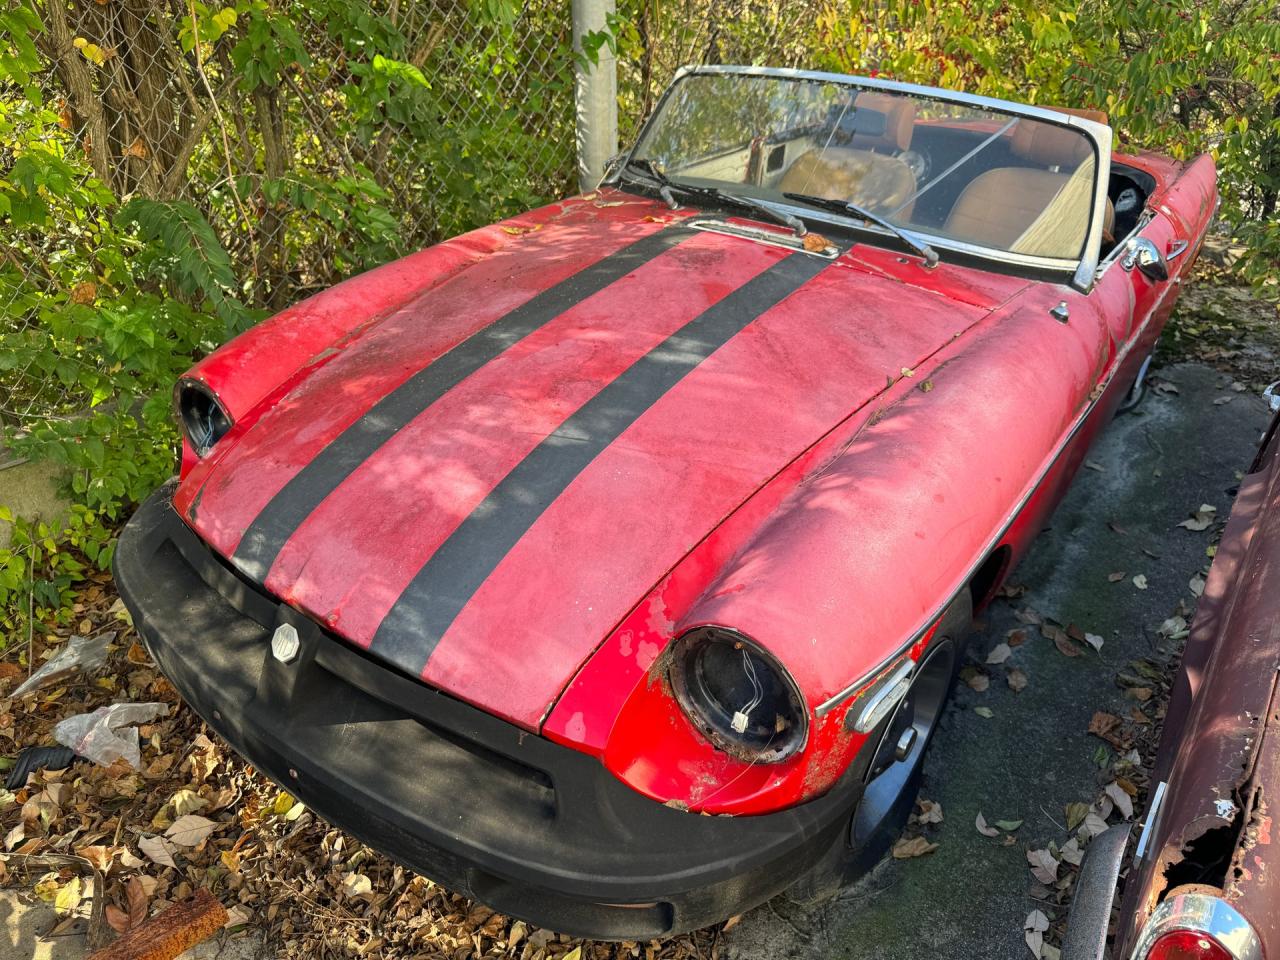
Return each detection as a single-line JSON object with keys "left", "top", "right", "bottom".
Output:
{"left": 1122, "top": 237, "right": 1168, "bottom": 282}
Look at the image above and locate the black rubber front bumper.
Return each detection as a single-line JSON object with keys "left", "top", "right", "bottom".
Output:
{"left": 114, "top": 484, "right": 866, "bottom": 939}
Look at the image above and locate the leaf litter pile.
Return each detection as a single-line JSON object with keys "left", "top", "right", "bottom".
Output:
{"left": 0, "top": 570, "right": 720, "bottom": 960}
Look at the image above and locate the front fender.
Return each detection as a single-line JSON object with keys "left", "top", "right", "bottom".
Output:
{"left": 546, "top": 282, "right": 1114, "bottom": 814}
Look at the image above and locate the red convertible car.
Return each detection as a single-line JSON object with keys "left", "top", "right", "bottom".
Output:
{"left": 115, "top": 66, "right": 1216, "bottom": 937}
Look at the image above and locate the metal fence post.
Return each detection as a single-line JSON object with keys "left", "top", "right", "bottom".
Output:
{"left": 572, "top": 0, "right": 618, "bottom": 193}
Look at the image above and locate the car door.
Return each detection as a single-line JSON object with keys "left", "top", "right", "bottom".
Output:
{"left": 1120, "top": 153, "right": 1216, "bottom": 359}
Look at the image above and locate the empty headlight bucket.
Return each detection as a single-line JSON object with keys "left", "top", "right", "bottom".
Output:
{"left": 670, "top": 627, "right": 808, "bottom": 763}
{"left": 175, "top": 379, "right": 233, "bottom": 457}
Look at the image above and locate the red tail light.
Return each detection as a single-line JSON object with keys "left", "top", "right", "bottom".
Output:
{"left": 1146, "top": 930, "right": 1233, "bottom": 960}
{"left": 1133, "top": 893, "right": 1261, "bottom": 960}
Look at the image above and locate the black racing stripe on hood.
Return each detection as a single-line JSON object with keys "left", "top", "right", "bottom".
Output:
{"left": 230, "top": 225, "right": 694, "bottom": 581}
{"left": 369, "top": 251, "right": 830, "bottom": 674}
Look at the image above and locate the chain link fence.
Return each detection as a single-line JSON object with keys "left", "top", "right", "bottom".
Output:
{"left": 40, "top": 0, "right": 578, "bottom": 306}
{"left": 1, "top": 0, "right": 584, "bottom": 501}
{"left": 0, "top": 0, "right": 834, "bottom": 527}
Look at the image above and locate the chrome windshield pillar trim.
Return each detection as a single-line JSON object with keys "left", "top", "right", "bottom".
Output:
{"left": 1130, "top": 893, "right": 1262, "bottom": 960}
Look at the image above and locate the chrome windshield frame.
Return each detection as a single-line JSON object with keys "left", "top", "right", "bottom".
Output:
{"left": 617, "top": 64, "right": 1114, "bottom": 292}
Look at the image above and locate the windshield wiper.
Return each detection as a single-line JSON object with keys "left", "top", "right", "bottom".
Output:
{"left": 782, "top": 192, "right": 938, "bottom": 266}
{"left": 621, "top": 157, "right": 681, "bottom": 209}
{"left": 620, "top": 158, "right": 807, "bottom": 238}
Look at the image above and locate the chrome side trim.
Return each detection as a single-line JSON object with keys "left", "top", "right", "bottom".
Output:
{"left": 1134, "top": 780, "right": 1168, "bottom": 862}
{"left": 817, "top": 280, "right": 1155, "bottom": 717}
{"left": 1130, "top": 893, "right": 1262, "bottom": 960}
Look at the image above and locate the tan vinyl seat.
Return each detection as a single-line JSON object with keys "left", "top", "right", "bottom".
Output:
{"left": 945, "top": 107, "right": 1114, "bottom": 252}
{"left": 777, "top": 92, "right": 919, "bottom": 217}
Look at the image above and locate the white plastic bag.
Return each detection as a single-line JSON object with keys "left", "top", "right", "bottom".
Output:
{"left": 13, "top": 633, "right": 114, "bottom": 699}
{"left": 53, "top": 701, "right": 169, "bottom": 768}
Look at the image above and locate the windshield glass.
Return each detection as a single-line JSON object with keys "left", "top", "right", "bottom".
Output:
{"left": 629, "top": 72, "right": 1100, "bottom": 262}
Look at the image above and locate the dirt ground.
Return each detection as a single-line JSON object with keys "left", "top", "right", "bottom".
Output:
{"left": 3, "top": 277, "right": 1278, "bottom": 960}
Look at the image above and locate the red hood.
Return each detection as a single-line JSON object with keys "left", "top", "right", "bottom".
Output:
{"left": 181, "top": 201, "right": 1025, "bottom": 729}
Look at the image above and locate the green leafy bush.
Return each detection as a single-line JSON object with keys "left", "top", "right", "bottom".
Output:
{"left": 0, "top": 505, "right": 116, "bottom": 638}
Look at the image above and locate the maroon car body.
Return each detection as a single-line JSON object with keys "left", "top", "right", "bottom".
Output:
{"left": 1065, "top": 411, "right": 1280, "bottom": 960}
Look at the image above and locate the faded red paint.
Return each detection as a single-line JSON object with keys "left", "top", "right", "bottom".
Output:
{"left": 174, "top": 148, "right": 1216, "bottom": 816}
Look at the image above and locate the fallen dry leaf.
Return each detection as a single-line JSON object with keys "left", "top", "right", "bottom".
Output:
{"left": 1027, "top": 848, "right": 1059, "bottom": 885}
{"left": 1083, "top": 632, "right": 1105, "bottom": 652}
{"left": 169, "top": 788, "right": 207, "bottom": 817}
{"left": 892, "top": 835, "right": 938, "bottom": 859}
{"left": 1178, "top": 503, "right": 1217, "bottom": 531}
{"left": 964, "top": 669, "right": 990, "bottom": 693}
{"left": 53, "top": 876, "right": 82, "bottom": 916}
{"left": 105, "top": 904, "right": 131, "bottom": 935}
{"left": 917, "top": 799, "right": 944, "bottom": 824}
{"left": 974, "top": 706, "right": 994, "bottom": 719}
{"left": 138, "top": 834, "right": 178, "bottom": 868}
{"left": 1054, "top": 634, "right": 1083, "bottom": 658}
{"left": 1088, "top": 712, "right": 1122, "bottom": 739}
{"left": 1060, "top": 837, "right": 1084, "bottom": 867}
{"left": 1104, "top": 782, "right": 1134, "bottom": 820}
{"left": 1007, "top": 667, "right": 1028, "bottom": 692}
{"left": 802, "top": 232, "right": 830, "bottom": 253}
{"left": 1065, "top": 801, "right": 1090, "bottom": 831}
{"left": 1132, "top": 574, "right": 1149, "bottom": 590}
{"left": 1025, "top": 909, "right": 1050, "bottom": 958}
{"left": 165, "top": 814, "right": 218, "bottom": 847}
{"left": 975, "top": 812, "right": 999, "bottom": 837}
{"left": 1082, "top": 811, "right": 1110, "bottom": 838}
{"left": 1108, "top": 571, "right": 1127, "bottom": 583}
{"left": 986, "top": 643, "right": 1012, "bottom": 665}
{"left": 341, "top": 872, "right": 373, "bottom": 899}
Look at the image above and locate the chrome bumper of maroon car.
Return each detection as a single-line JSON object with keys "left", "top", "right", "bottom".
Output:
{"left": 114, "top": 482, "right": 869, "bottom": 939}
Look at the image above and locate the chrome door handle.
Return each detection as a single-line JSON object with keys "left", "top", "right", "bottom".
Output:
{"left": 1166, "top": 239, "right": 1190, "bottom": 261}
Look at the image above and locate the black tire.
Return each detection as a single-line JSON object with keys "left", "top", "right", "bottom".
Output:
{"left": 787, "top": 591, "right": 973, "bottom": 904}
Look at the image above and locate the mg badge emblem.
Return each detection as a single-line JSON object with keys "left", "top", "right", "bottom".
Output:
{"left": 271, "top": 622, "right": 301, "bottom": 664}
